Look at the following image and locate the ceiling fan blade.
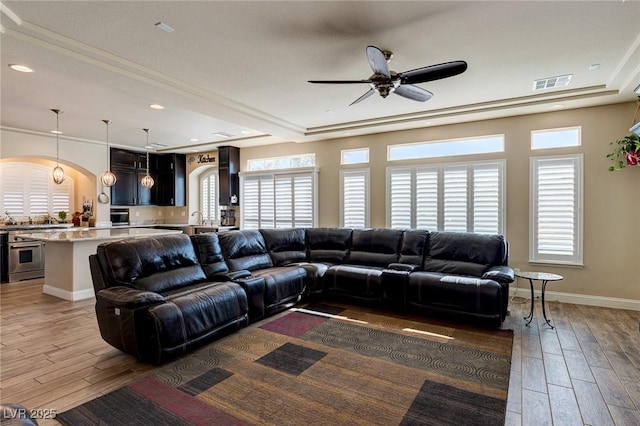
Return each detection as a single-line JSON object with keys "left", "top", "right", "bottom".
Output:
{"left": 366, "top": 46, "right": 390, "bottom": 78}
{"left": 394, "top": 84, "right": 433, "bottom": 102}
{"left": 399, "top": 61, "right": 467, "bottom": 85}
{"left": 349, "top": 88, "right": 376, "bottom": 106}
{"left": 308, "top": 79, "right": 372, "bottom": 84}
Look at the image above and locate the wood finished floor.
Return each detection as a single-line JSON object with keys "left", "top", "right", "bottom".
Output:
{"left": 1, "top": 279, "right": 638, "bottom": 426}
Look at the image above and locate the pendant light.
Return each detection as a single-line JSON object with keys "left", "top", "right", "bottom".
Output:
{"left": 51, "top": 108, "right": 65, "bottom": 185}
{"left": 99, "top": 120, "right": 117, "bottom": 187}
{"left": 140, "top": 128, "right": 155, "bottom": 189}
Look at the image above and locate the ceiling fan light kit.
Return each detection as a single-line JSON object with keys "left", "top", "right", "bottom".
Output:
{"left": 309, "top": 45, "right": 467, "bottom": 106}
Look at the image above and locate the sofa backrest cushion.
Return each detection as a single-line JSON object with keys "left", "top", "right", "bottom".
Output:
{"left": 348, "top": 228, "right": 403, "bottom": 267}
{"left": 190, "top": 233, "right": 230, "bottom": 278}
{"left": 399, "top": 229, "right": 430, "bottom": 265}
{"left": 306, "top": 228, "right": 353, "bottom": 264}
{"left": 96, "top": 234, "right": 206, "bottom": 294}
{"left": 422, "top": 231, "right": 508, "bottom": 276}
{"left": 218, "top": 230, "right": 273, "bottom": 272}
{"left": 260, "top": 228, "right": 307, "bottom": 266}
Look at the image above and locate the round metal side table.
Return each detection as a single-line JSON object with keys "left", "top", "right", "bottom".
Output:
{"left": 515, "top": 271, "right": 563, "bottom": 329}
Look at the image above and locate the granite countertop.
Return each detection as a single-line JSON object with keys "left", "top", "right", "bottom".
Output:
{"left": 16, "top": 227, "right": 183, "bottom": 243}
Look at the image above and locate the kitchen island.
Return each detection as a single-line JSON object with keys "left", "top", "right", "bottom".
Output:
{"left": 19, "top": 228, "right": 183, "bottom": 301}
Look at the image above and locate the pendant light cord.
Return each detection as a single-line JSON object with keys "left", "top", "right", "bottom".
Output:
{"left": 55, "top": 111, "right": 60, "bottom": 166}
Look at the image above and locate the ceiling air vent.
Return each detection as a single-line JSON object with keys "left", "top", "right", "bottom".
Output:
{"left": 212, "top": 132, "right": 234, "bottom": 138}
{"left": 533, "top": 74, "right": 573, "bottom": 90}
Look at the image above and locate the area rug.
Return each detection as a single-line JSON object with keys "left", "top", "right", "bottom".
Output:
{"left": 58, "top": 303, "right": 513, "bottom": 425}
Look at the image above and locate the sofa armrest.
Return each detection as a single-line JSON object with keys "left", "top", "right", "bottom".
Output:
{"left": 212, "top": 269, "right": 252, "bottom": 281}
{"left": 483, "top": 265, "right": 515, "bottom": 283}
{"left": 387, "top": 263, "right": 420, "bottom": 272}
{"left": 96, "top": 286, "right": 166, "bottom": 309}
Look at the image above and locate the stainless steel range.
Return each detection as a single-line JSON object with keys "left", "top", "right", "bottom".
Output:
{"left": 4, "top": 224, "right": 74, "bottom": 282}
{"left": 8, "top": 231, "right": 44, "bottom": 282}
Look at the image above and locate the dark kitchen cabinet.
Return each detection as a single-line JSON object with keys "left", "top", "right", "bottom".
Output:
{"left": 156, "top": 153, "right": 186, "bottom": 206}
{"left": 110, "top": 148, "right": 157, "bottom": 206}
{"left": 218, "top": 146, "right": 239, "bottom": 206}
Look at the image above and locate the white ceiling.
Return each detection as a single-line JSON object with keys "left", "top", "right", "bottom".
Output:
{"left": 1, "top": 1, "right": 639, "bottom": 154}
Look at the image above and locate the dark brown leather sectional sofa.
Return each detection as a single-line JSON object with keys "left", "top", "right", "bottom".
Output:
{"left": 89, "top": 228, "right": 514, "bottom": 364}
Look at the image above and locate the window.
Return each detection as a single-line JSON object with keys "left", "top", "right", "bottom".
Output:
{"left": 531, "top": 127, "right": 581, "bottom": 150}
{"left": 341, "top": 148, "right": 369, "bottom": 165}
{"left": 200, "top": 170, "right": 218, "bottom": 222}
{"left": 340, "top": 169, "right": 369, "bottom": 228}
{"left": 0, "top": 162, "right": 74, "bottom": 220}
{"left": 387, "top": 160, "right": 505, "bottom": 235}
{"left": 247, "top": 154, "right": 315, "bottom": 171}
{"left": 241, "top": 168, "right": 317, "bottom": 229}
{"left": 530, "top": 155, "right": 583, "bottom": 265}
{"left": 388, "top": 135, "right": 504, "bottom": 161}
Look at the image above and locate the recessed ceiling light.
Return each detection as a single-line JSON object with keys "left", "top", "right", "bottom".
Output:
{"left": 50, "top": 130, "right": 63, "bottom": 134}
{"left": 9, "top": 64, "right": 34, "bottom": 73}
{"left": 189, "top": 138, "right": 200, "bottom": 142}
{"left": 155, "top": 22, "right": 175, "bottom": 33}
{"left": 240, "top": 130, "right": 252, "bottom": 135}
{"left": 149, "top": 104, "right": 165, "bottom": 110}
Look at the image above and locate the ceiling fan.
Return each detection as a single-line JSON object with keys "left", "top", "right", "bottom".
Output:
{"left": 309, "top": 45, "right": 467, "bottom": 106}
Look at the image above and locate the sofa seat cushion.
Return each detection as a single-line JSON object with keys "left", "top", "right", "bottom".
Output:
{"left": 149, "top": 282, "right": 248, "bottom": 350}
{"left": 407, "top": 272, "right": 501, "bottom": 317}
{"left": 250, "top": 266, "right": 307, "bottom": 307}
{"left": 324, "top": 264, "right": 385, "bottom": 300}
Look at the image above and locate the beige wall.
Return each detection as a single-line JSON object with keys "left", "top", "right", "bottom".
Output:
{"left": 2, "top": 103, "right": 638, "bottom": 301}
{"left": 240, "top": 102, "right": 640, "bottom": 302}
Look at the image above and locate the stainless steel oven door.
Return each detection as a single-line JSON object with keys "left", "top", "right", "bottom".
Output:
{"left": 8, "top": 240, "right": 44, "bottom": 282}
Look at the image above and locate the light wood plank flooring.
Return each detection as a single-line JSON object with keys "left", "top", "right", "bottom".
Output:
{"left": 1, "top": 279, "right": 638, "bottom": 425}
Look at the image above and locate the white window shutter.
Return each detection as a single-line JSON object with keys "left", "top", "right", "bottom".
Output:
{"left": 241, "top": 176, "right": 260, "bottom": 229}
{"left": 443, "top": 166, "right": 467, "bottom": 232}
{"left": 415, "top": 167, "right": 438, "bottom": 230}
{"left": 387, "top": 160, "right": 505, "bottom": 235}
{"left": 341, "top": 169, "right": 369, "bottom": 228}
{"left": 473, "top": 163, "right": 502, "bottom": 234}
{"left": 241, "top": 168, "right": 317, "bottom": 230}
{"left": 388, "top": 168, "right": 412, "bottom": 229}
{"left": 275, "top": 175, "right": 293, "bottom": 228}
{"left": 531, "top": 155, "right": 582, "bottom": 264}
{"left": 293, "top": 174, "right": 313, "bottom": 228}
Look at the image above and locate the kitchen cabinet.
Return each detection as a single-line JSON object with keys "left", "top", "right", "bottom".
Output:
{"left": 218, "top": 146, "right": 239, "bottom": 206}
{"left": 156, "top": 153, "right": 186, "bottom": 206}
{"left": 110, "top": 148, "right": 157, "bottom": 206}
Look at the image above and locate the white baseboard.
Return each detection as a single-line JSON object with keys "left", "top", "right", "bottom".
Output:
{"left": 509, "top": 287, "right": 640, "bottom": 311}
{"left": 43, "top": 285, "right": 95, "bottom": 301}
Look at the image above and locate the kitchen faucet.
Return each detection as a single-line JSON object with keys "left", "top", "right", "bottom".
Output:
{"left": 191, "top": 211, "right": 204, "bottom": 226}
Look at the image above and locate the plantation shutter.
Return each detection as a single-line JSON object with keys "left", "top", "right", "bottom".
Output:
{"left": 293, "top": 174, "right": 313, "bottom": 228}
{"left": 341, "top": 169, "right": 369, "bottom": 228}
{"left": 415, "top": 168, "right": 438, "bottom": 230}
{"left": 275, "top": 175, "right": 293, "bottom": 228}
{"left": 530, "top": 155, "right": 582, "bottom": 264}
{"left": 0, "top": 163, "right": 73, "bottom": 219}
{"left": 241, "top": 168, "right": 317, "bottom": 229}
{"left": 388, "top": 168, "right": 412, "bottom": 229}
{"left": 387, "top": 160, "right": 505, "bottom": 235}
{"left": 242, "top": 176, "right": 260, "bottom": 229}
{"left": 473, "top": 163, "right": 502, "bottom": 234}
{"left": 200, "top": 172, "right": 218, "bottom": 222}
{"left": 443, "top": 165, "right": 467, "bottom": 232}
{"left": 259, "top": 175, "right": 275, "bottom": 229}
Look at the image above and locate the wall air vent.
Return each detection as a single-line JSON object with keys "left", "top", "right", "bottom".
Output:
{"left": 533, "top": 74, "right": 573, "bottom": 90}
